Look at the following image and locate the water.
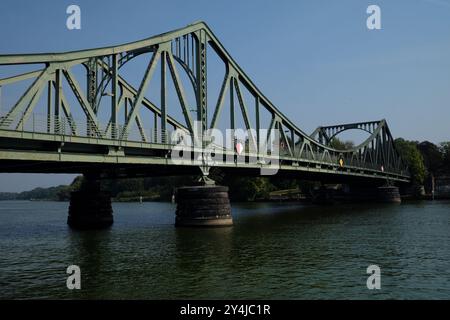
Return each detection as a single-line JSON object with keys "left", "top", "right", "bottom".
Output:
{"left": 0, "top": 200, "right": 449, "bottom": 299}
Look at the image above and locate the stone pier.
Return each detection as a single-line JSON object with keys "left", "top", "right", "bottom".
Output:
{"left": 347, "top": 185, "right": 402, "bottom": 204}
{"left": 175, "top": 185, "right": 233, "bottom": 227}
{"left": 312, "top": 186, "right": 336, "bottom": 205}
{"left": 376, "top": 186, "right": 401, "bottom": 203}
{"left": 312, "top": 184, "right": 402, "bottom": 204}
{"left": 67, "top": 175, "right": 113, "bottom": 230}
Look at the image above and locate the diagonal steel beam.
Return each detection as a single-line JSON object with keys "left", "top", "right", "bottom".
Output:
{"left": 58, "top": 87, "right": 78, "bottom": 136}
{"left": 166, "top": 51, "right": 194, "bottom": 135}
{"left": 104, "top": 92, "right": 127, "bottom": 138}
{"left": 121, "top": 48, "right": 161, "bottom": 139}
{"left": 265, "top": 115, "right": 276, "bottom": 148}
{"left": 279, "top": 121, "right": 293, "bottom": 157}
{"left": 233, "top": 77, "right": 257, "bottom": 151}
{"left": 0, "top": 69, "right": 49, "bottom": 127}
{"left": 0, "top": 69, "right": 45, "bottom": 86}
{"left": 63, "top": 69, "right": 100, "bottom": 136}
{"left": 15, "top": 77, "right": 48, "bottom": 130}
{"left": 49, "top": 80, "right": 78, "bottom": 135}
{"left": 135, "top": 113, "right": 148, "bottom": 142}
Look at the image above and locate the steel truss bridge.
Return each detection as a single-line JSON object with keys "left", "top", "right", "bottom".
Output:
{"left": 0, "top": 22, "right": 409, "bottom": 184}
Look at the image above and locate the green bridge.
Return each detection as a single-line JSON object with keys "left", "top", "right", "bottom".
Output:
{"left": 0, "top": 22, "right": 410, "bottom": 228}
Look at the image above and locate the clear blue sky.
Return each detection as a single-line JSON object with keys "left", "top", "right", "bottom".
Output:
{"left": 0, "top": 0, "right": 449, "bottom": 192}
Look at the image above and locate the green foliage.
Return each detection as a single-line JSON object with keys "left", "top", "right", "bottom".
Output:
{"left": 440, "top": 142, "right": 450, "bottom": 173}
{"left": 418, "top": 141, "right": 443, "bottom": 175}
{"left": 270, "top": 176, "right": 299, "bottom": 190}
{"left": 330, "top": 138, "right": 355, "bottom": 150}
{"left": 395, "top": 138, "right": 426, "bottom": 184}
{"left": 13, "top": 185, "right": 72, "bottom": 201}
{"left": 103, "top": 176, "right": 195, "bottom": 201}
{"left": 225, "top": 176, "right": 275, "bottom": 201}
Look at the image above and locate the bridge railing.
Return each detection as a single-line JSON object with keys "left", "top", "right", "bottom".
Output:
{"left": 3, "top": 112, "right": 176, "bottom": 145}
{"left": 277, "top": 148, "right": 406, "bottom": 176}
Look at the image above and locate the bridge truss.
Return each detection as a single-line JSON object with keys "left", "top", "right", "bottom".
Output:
{"left": 0, "top": 22, "right": 409, "bottom": 183}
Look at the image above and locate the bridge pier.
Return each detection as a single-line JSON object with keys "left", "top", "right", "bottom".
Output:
{"left": 67, "top": 175, "right": 113, "bottom": 230}
{"left": 312, "top": 184, "right": 402, "bottom": 204}
{"left": 346, "top": 185, "right": 402, "bottom": 204}
{"left": 376, "top": 186, "right": 402, "bottom": 203}
{"left": 175, "top": 185, "right": 233, "bottom": 227}
{"left": 312, "top": 186, "right": 337, "bottom": 205}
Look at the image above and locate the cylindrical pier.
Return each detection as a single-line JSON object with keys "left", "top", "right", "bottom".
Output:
{"left": 175, "top": 185, "right": 233, "bottom": 227}
{"left": 67, "top": 178, "right": 113, "bottom": 230}
{"left": 377, "top": 186, "right": 401, "bottom": 203}
{"left": 312, "top": 186, "right": 336, "bottom": 205}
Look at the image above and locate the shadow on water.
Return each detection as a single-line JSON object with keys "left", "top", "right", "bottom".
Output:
{"left": 65, "top": 228, "right": 113, "bottom": 298}
{"left": 234, "top": 201, "right": 402, "bottom": 228}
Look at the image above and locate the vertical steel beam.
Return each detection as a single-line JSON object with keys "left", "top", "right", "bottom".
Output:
{"left": 154, "top": 111, "right": 158, "bottom": 143}
{"left": 255, "top": 96, "right": 260, "bottom": 154}
{"left": 191, "top": 36, "right": 195, "bottom": 72}
{"left": 86, "top": 58, "right": 97, "bottom": 136}
{"left": 230, "top": 76, "right": 235, "bottom": 132}
{"left": 196, "top": 30, "right": 208, "bottom": 133}
{"left": 161, "top": 51, "right": 167, "bottom": 143}
{"left": 184, "top": 35, "right": 187, "bottom": 63}
{"left": 187, "top": 35, "right": 190, "bottom": 68}
{"left": 111, "top": 54, "right": 118, "bottom": 139}
{"left": 124, "top": 97, "right": 128, "bottom": 123}
{"left": 87, "top": 58, "right": 97, "bottom": 112}
{"left": 54, "top": 69, "right": 61, "bottom": 134}
{"left": 47, "top": 80, "right": 52, "bottom": 133}
{"left": 291, "top": 130, "right": 295, "bottom": 154}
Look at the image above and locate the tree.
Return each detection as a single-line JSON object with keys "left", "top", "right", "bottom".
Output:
{"left": 394, "top": 138, "right": 426, "bottom": 185}
{"left": 330, "top": 138, "right": 355, "bottom": 150}
{"left": 440, "top": 142, "right": 450, "bottom": 174}
{"left": 418, "top": 141, "right": 443, "bottom": 176}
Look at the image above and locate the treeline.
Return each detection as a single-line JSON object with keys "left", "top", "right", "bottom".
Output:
{"left": 394, "top": 139, "right": 450, "bottom": 188}
{"left": 82, "top": 174, "right": 314, "bottom": 202}
{"left": 0, "top": 174, "right": 315, "bottom": 202}
{"left": 0, "top": 185, "right": 73, "bottom": 201}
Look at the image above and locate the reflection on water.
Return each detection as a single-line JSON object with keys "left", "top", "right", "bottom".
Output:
{"left": 0, "top": 200, "right": 449, "bottom": 299}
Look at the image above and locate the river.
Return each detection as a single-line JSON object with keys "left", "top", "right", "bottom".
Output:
{"left": 0, "top": 200, "right": 449, "bottom": 299}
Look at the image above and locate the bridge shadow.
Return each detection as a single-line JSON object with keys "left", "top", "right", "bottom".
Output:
{"left": 65, "top": 229, "right": 113, "bottom": 298}
{"left": 233, "top": 201, "right": 396, "bottom": 227}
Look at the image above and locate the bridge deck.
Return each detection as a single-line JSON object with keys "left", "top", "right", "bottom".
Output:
{"left": 0, "top": 128, "right": 409, "bottom": 183}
